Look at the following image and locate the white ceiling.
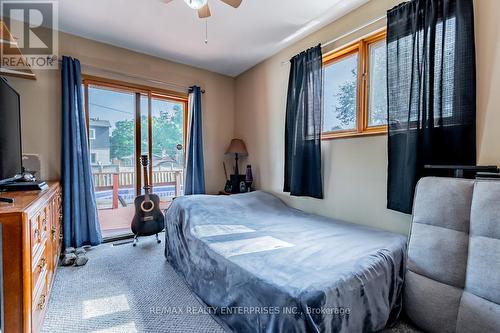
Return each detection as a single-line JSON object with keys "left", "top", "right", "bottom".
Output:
{"left": 57, "top": 0, "right": 370, "bottom": 77}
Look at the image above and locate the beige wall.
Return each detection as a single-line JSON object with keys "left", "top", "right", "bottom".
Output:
{"left": 8, "top": 31, "right": 235, "bottom": 194}
{"left": 234, "top": 0, "right": 500, "bottom": 235}
{"left": 475, "top": 0, "right": 500, "bottom": 165}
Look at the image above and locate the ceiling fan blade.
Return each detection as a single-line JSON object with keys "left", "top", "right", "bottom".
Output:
{"left": 198, "top": 3, "right": 211, "bottom": 18}
{"left": 219, "top": 0, "right": 242, "bottom": 8}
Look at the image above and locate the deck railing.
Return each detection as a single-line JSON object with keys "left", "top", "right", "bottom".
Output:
{"left": 93, "top": 171, "right": 135, "bottom": 189}
{"left": 93, "top": 170, "right": 183, "bottom": 208}
{"left": 93, "top": 170, "right": 183, "bottom": 188}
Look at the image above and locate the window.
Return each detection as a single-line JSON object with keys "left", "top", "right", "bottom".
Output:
{"left": 323, "top": 48, "right": 359, "bottom": 133}
{"left": 89, "top": 128, "right": 96, "bottom": 140}
{"left": 367, "top": 39, "right": 387, "bottom": 127}
{"left": 90, "top": 152, "right": 97, "bottom": 164}
{"left": 322, "top": 30, "right": 387, "bottom": 139}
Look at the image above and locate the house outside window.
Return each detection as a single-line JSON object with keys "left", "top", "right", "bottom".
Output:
{"left": 88, "top": 119, "right": 111, "bottom": 165}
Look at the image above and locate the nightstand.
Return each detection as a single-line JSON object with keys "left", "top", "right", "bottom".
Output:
{"left": 218, "top": 191, "right": 233, "bottom": 195}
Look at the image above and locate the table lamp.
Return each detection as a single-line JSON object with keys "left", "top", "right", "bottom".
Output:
{"left": 225, "top": 138, "right": 248, "bottom": 175}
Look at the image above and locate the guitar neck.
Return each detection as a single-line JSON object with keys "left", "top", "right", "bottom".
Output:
{"left": 143, "top": 163, "right": 151, "bottom": 196}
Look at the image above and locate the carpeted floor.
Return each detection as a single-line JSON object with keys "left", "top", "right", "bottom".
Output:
{"left": 42, "top": 234, "right": 421, "bottom": 333}
{"left": 42, "top": 235, "right": 224, "bottom": 333}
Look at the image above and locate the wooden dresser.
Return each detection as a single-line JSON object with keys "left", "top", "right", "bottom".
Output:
{"left": 0, "top": 182, "right": 62, "bottom": 333}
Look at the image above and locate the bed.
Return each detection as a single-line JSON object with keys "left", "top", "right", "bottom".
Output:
{"left": 165, "top": 191, "right": 407, "bottom": 333}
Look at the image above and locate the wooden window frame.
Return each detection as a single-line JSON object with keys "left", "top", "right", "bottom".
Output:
{"left": 82, "top": 75, "right": 188, "bottom": 196}
{"left": 322, "top": 30, "right": 387, "bottom": 140}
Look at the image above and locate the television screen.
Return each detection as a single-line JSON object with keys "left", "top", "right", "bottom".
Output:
{"left": 0, "top": 78, "right": 22, "bottom": 184}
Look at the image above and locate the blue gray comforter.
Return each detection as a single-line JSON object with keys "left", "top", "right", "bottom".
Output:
{"left": 165, "top": 191, "right": 407, "bottom": 333}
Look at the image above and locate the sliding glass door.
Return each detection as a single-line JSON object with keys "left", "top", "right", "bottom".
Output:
{"left": 149, "top": 95, "right": 186, "bottom": 209}
{"left": 83, "top": 78, "right": 187, "bottom": 239}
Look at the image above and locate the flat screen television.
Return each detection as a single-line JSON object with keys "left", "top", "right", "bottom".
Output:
{"left": 0, "top": 77, "right": 22, "bottom": 185}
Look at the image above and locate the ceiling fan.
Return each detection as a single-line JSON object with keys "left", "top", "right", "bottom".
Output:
{"left": 164, "top": 0, "right": 242, "bottom": 18}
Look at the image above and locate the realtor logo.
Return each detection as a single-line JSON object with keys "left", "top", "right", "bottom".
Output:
{"left": 1, "top": 1, "right": 58, "bottom": 70}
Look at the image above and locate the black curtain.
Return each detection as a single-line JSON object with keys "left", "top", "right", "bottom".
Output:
{"left": 284, "top": 44, "right": 323, "bottom": 199}
{"left": 387, "top": 0, "right": 476, "bottom": 213}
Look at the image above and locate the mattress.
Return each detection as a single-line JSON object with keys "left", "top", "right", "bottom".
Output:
{"left": 165, "top": 191, "right": 407, "bottom": 333}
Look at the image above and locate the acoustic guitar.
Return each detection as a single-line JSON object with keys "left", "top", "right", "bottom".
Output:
{"left": 131, "top": 155, "right": 165, "bottom": 246}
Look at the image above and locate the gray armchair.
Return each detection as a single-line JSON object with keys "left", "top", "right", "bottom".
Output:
{"left": 405, "top": 177, "right": 500, "bottom": 333}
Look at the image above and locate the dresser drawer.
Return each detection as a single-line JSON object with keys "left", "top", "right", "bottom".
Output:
{"left": 32, "top": 241, "right": 49, "bottom": 293}
{"left": 30, "top": 213, "right": 43, "bottom": 254}
{"left": 31, "top": 205, "right": 51, "bottom": 256}
{"left": 40, "top": 206, "right": 50, "bottom": 236}
{"left": 32, "top": 269, "right": 49, "bottom": 333}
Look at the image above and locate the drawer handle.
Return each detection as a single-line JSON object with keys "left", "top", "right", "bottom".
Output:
{"left": 37, "top": 294, "right": 46, "bottom": 310}
{"left": 34, "top": 228, "right": 40, "bottom": 239}
{"left": 37, "top": 258, "right": 46, "bottom": 271}
{"left": 51, "top": 226, "right": 56, "bottom": 240}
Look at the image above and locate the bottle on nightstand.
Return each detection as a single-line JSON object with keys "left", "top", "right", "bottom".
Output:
{"left": 245, "top": 165, "right": 253, "bottom": 192}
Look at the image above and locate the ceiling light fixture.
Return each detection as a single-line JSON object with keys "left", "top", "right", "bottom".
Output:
{"left": 165, "top": 0, "right": 242, "bottom": 19}
{"left": 183, "top": 0, "right": 208, "bottom": 10}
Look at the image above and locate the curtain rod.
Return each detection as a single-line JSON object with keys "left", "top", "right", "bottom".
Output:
{"left": 281, "top": 15, "right": 387, "bottom": 65}
{"left": 57, "top": 59, "right": 205, "bottom": 93}
{"left": 322, "top": 15, "right": 386, "bottom": 48}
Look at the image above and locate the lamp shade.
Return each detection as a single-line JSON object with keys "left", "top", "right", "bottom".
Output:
{"left": 225, "top": 139, "right": 248, "bottom": 156}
